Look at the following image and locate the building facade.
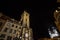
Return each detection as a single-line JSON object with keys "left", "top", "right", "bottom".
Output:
{"left": 0, "top": 11, "right": 33, "bottom": 40}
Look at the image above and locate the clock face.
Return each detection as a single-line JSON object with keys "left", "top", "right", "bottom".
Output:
{"left": 6, "top": 22, "right": 12, "bottom": 27}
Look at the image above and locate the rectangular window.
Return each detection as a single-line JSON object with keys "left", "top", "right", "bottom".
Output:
{"left": 13, "top": 30, "right": 16, "bottom": 34}
{"left": 12, "top": 24, "right": 14, "bottom": 27}
{"left": 9, "top": 29, "right": 13, "bottom": 33}
{"left": 16, "top": 26, "right": 18, "bottom": 28}
{"left": 0, "top": 34, "right": 5, "bottom": 38}
{"left": 19, "top": 27, "right": 21, "bottom": 29}
{"left": 7, "top": 36, "right": 12, "bottom": 40}
{"left": 4, "top": 28, "right": 8, "bottom": 32}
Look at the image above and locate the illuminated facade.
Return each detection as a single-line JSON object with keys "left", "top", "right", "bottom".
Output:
{"left": 0, "top": 11, "right": 33, "bottom": 40}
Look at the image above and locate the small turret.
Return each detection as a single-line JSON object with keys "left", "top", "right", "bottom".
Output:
{"left": 19, "top": 11, "right": 30, "bottom": 28}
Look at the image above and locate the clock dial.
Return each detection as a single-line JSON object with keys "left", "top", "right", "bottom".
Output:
{"left": 6, "top": 22, "right": 12, "bottom": 27}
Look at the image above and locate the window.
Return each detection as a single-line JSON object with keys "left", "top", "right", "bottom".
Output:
{"left": 7, "top": 36, "right": 12, "bottom": 40}
{"left": 19, "top": 27, "right": 21, "bottom": 29}
{"left": 9, "top": 29, "right": 13, "bottom": 33}
{"left": 16, "top": 26, "right": 18, "bottom": 28}
{"left": 0, "top": 34, "right": 5, "bottom": 38}
{"left": 13, "top": 30, "right": 16, "bottom": 34}
{"left": 25, "top": 33, "right": 29, "bottom": 38}
{"left": 4, "top": 28, "right": 8, "bottom": 32}
{"left": 12, "top": 24, "right": 14, "bottom": 27}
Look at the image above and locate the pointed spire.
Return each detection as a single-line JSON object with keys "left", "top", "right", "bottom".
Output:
{"left": 19, "top": 11, "right": 30, "bottom": 28}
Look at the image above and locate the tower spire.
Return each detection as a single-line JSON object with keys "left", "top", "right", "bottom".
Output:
{"left": 19, "top": 11, "right": 30, "bottom": 28}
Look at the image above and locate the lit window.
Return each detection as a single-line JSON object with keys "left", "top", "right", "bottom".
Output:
{"left": 20, "top": 37, "right": 22, "bottom": 39}
{"left": 19, "top": 27, "right": 21, "bottom": 29}
{"left": 25, "top": 33, "right": 29, "bottom": 38}
{"left": 56, "top": 10, "right": 58, "bottom": 12}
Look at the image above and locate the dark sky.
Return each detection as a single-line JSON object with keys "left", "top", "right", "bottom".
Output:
{"left": 0, "top": 0, "right": 57, "bottom": 39}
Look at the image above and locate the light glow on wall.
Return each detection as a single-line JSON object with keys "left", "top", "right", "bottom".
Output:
{"left": 25, "top": 33, "right": 29, "bottom": 38}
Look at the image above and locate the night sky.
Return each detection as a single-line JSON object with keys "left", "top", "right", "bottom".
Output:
{"left": 0, "top": 0, "right": 57, "bottom": 39}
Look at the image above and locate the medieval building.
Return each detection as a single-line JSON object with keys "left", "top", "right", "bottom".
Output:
{"left": 0, "top": 11, "right": 33, "bottom": 40}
